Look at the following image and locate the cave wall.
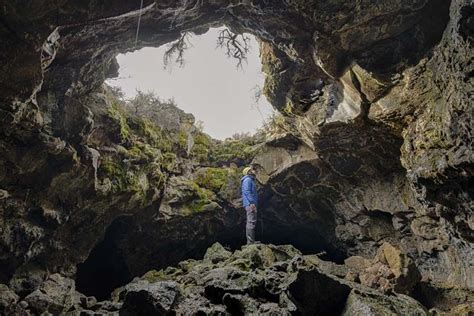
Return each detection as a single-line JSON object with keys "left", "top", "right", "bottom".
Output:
{"left": 0, "top": 0, "right": 472, "bottom": 298}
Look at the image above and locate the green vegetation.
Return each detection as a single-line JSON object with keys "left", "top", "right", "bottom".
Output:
{"left": 127, "top": 143, "right": 158, "bottom": 162}
{"left": 99, "top": 86, "right": 263, "bottom": 211}
{"left": 98, "top": 88, "right": 181, "bottom": 202}
{"left": 160, "top": 152, "right": 178, "bottom": 172}
{"left": 191, "top": 133, "right": 212, "bottom": 163}
{"left": 184, "top": 180, "right": 216, "bottom": 213}
{"left": 195, "top": 167, "right": 230, "bottom": 192}
{"left": 178, "top": 128, "right": 189, "bottom": 151}
{"left": 99, "top": 157, "right": 143, "bottom": 195}
{"left": 142, "top": 267, "right": 183, "bottom": 283}
{"left": 107, "top": 101, "right": 131, "bottom": 142}
{"left": 208, "top": 137, "right": 260, "bottom": 167}
{"left": 130, "top": 117, "right": 173, "bottom": 152}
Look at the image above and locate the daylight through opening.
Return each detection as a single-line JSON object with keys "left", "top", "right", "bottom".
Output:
{"left": 107, "top": 27, "right": 273, "bottom": 140}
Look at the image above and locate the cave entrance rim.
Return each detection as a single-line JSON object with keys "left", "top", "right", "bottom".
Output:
{"left": 106, "top": 26, "right": 274, "bottom": 140}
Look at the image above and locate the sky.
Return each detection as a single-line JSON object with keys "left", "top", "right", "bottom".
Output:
{"left": 106, "top": 27, "right": 274, "bottom": 140}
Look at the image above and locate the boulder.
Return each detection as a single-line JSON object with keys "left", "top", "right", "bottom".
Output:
{"left": 376, "top": 242, "right": 421, "bottom": 294}
{"left": 0, "top": 284, "right": 24, "bottom": 315}
{"left": 120, "top": 280, "right": 179, "bottom": 315}
{"left": 204, "top": 242, "right": 232, "bottom": 264}
{"left": 342, "top": 290, "right": 427, "bottom": 315}
{"left": 24, "top": 274, "right": 81, "bottom": 315}
{"left": 345, "top": 243, "right": 421, "bottom": 295}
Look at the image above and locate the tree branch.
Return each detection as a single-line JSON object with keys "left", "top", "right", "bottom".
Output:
{"left": 216, "top": 28, "right": 251, "bottom": 69}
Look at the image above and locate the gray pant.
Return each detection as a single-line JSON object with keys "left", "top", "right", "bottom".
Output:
{"left": 245, "top": 206, "right": 257, "bottom": 244}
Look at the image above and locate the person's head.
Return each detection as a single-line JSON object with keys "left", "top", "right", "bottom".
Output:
{"left": 242, "top": 166, "right": 255, "bottom": 176}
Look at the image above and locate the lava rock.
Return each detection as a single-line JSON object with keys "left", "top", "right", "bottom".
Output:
{"left": 23, "top": 274, "right": 81, "bottom": 315}
{"left": 120, "top": 280, "right": 179, "bottom": 315}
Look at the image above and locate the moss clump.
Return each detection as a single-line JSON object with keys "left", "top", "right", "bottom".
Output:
{"left": 107, "top": 101, "right": 131, "bottom": 142}
{"left": 191, "top": 133, "right": 212, "bottom": 163}
{"left": 131, "top": 117, "right": 173, "bottom": 152}
{"left": 181, "top": 180, "right": 216, "bottom": 214}
{"left": 99, "top": 157, "right": 143, "bottom": 195}
{"left": 160, "top": 152, "right": 178, "bottom": 172}
{"left": 127, "top": 143, "right": 158, "bottom": 162}
{"left": 142, "top": 267, "right": 183, "bottom": 283}
{"left": 178, "top": 128, "right": 189, "bottom": 151}
{"left": 208, "top": 139, "right": 258, "bottom": 167}
{"left": 146, "top": 160, "right": 166, "bottom": 183}
{"left": 195, "top": 167, "right": 229, "bottom": 192}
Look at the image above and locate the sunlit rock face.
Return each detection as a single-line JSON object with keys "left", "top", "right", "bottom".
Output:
{"left": 0, "top": 0, "right": 472, "bottom": 314}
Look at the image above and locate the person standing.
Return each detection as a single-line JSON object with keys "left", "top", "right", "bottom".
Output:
{"left": 241, "top": 166, "right": 258, "bottom": 244}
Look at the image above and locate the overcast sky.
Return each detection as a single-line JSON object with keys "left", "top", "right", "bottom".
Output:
{"left": 107, "top": 27, "right": 273, "bottom": 139}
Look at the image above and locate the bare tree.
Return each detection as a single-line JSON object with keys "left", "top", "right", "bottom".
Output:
{"left": 108, "top": 85, "right": 125, "bottom": 100}
{"left": 124, "top": 90, "right": 171, "bottom": 117}
{"left": 162, "top": 28, "right": 252, "bottom": 70}
{"left": 163, "top": 32, "right": 192, "bottom": 69}
{"left": 216, "top": 28, "right": 251, "bottom": 69}
{"left": 129, "top": 90, "right": 154, "bottom": 116}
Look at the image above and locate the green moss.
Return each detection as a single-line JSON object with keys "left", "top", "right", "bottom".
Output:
{"left": 127, "top": 116, "right": 173, "bottom": 152}
{"left": 208, "top": 139, "right": 257, "bottom": 166}
{"left": 145, "top": 160, "right": 165, "bottom": 182}
{"left": 127, "top": 143, "right": 153, "bottom": 161}
{"left": 181, "top": 180, "right": 216, "bottom": 214}
{"left": 107, "top": 101, "right": 131, "bottom": 142}
{"left": 178, "top": 128, "right": 188, "bottom": 150}
{"left": 190, "top": 187, "right": 215, "bottom": 213}
{"left": 187, "top": 200, "right": 209, "bottom": 213}
{"left": 191, "top": 133, "right": 212, "bottom": 162}
{"left": 195, "top": 167, "right": 229, "bottom": 192}
{"left": 128, "top": 145, "right": 147, "bottom": 159}
{"left": 161, "top": 152, "right": 177, "bottom": 172}
{"left": 99, "top": 157, "right": 143, "bottom": 194}
{"left": 142, "top": 267, "right": 182, "bottom": 283}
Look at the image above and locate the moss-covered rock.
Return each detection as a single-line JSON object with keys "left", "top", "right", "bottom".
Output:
{"left": 208, "top": 137, "right": 261, "bottom": 167}
{"left": 190, "top": 133, "right": 212, "bottom": 163}
{"left": 107, "top": 100, "right": 132, "bottom": 142}
{"left": 204, "top": 243, "right": 232, "bottom": 264}
{"left": 99, "top": 157, "right": 143, "bottom": 194}
{"left": 97, "top": 92, "right": 189, "bottom": 203}
{"left": 342, "top": 290, "right": 427, "bottom": 315}
{"left": 142, "top": 267, "right": 183, "bottom": 283}
{"left": 159, "top": 176, "right": 219, "bottom": 215}
{"left": 115, "top": 243, "right": 429, "bottom": 315}
{"left": 195, "top": 167, "right": 230, "bottom": 192}
{"left": 185, "top": 181, "right": 218, "bottom": 214}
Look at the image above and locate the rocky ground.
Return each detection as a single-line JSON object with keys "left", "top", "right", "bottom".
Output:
{"left": 0, "top": 0, "right": 473, "bottom": 315}
{"left": 1, "top": 242, "right": 472, "bottom": 315}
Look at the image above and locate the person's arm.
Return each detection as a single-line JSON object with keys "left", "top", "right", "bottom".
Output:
{"left": 250, "top": 180, "right": 257, "bottom": 210}
{"left": 242, "top": 178, "right": 257, "bottom": 207}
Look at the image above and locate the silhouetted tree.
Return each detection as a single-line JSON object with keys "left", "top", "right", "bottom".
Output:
{"left": 163, "top": 32, "right": 192, "bottom": 69}
{"left": 217, "top": 28, "right": 251, "bottom": 69}
{"left": 163, "top": 27, "right": 252, "bottom": 69}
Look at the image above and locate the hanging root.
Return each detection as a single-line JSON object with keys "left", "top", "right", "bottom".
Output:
{"left": 217, "top": 27, "right": 251, "bottom": 69}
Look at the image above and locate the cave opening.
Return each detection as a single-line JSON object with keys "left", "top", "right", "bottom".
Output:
{"left": 75, "top": 213, "right": 246, "bottom": 300}
{"left": 76, "top": 216, "right": 134, "bottom": 301}
{"left": 106, "top": 26, "right": 273, "bottom": 140}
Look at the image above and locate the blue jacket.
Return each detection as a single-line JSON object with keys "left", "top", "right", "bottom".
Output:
{"left": 241, "top": 175, "right": 258, "bottom": 208}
